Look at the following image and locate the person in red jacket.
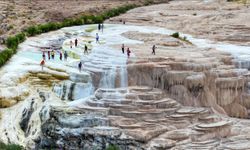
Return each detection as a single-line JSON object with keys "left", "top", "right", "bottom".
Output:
{"left": 40, "top": 59, "right": 45, "bottom": 70}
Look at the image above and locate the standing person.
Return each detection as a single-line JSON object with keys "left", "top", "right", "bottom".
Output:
{"left": 98, "top": 24, "right": 101, "bottom": 31}
{"left": 75, "top": 39, "right": 78, "bottom": 47}
{"left": 59, "top": 51, "right": 63, "bottom": 60}
{"left": 123, "top": 20, "right": 126, "bottom": 24}
{"left": 96, "top": 33, "right": 99, "bottom": 43}
{"left": 127, "top": 47, "right": 131, "bottom": 58}
{"left": 40, "top": 59, "right": 45, "bottom": 71}
{"left": 152, "top": 45, "right": 156, "bottom": 55}
{"left": 51, "top": 50, "right": 55, "bottom": 60}
{"left": 121, "top": 44, "right": 125, "bottom": 54}
{"left": 48, "top": 50, "right": 51, "bottom": 60}
{"left": 70, "top": 40, "right": 73, "bottom": 48}
{"left": 42, "top": 51, "right": 46, "bottom": 60}
{"left": 64, "top": 51, "right": 68, "bottom": 61}
{"left": 78, "top": 61, "right": 82, "bottom": 72}
{"left": 84, "top": 44, "right": 88, "bottom": 54}
{"left": 101, "top": 23, "right": 104, "bottom": 33}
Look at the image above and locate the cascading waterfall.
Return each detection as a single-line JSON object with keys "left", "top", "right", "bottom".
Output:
{"left": 120, "top": 66, "right": 128, "bottom": 88}
{"left": 99, "top": 68, "right": 117, "bottom": 88}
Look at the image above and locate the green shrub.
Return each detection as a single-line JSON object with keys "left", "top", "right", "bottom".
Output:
{"left": 0, "top": 49, "right": 15, "bottom": 67}
{"left": 171, "top": 32, "right": 180, "bottom": 38}
{"left": 106, "top": 144, "right": 120, "bottom": 150}
{"left": 0, "top": 142, "right": 23, "bottom": 150}
{"left": 25, "top": 25, "right": 40, "bottom": 36}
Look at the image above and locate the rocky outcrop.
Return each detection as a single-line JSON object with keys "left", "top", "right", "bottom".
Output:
{"left": 34, "top": 86, "right": 239, "bottom": 149}
{"left": 127, "top": 57, "right": 250, "bottom": 118}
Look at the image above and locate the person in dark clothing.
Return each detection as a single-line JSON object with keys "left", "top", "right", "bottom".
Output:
{"left": 127, "top": 47, "right": 131, "bottom": 58}
{"left": 48, "top": 51, "right": 50, "bottom": 60}
{"left": 98, "top": 24, "right": 101, "bottom": 31}
{"left": 152, "top": 45, "right": 156, "bottom": 55}
{"left": 42, "top": 51, "right": 46, "bottom": 60}
{"left": 64, "top": 51, "right": 68, "bottom": 61}
{"left": 51, "top": 50, "right": 55, "bottom": 60}
{"left": 84, "top": 44, "right": 88, "bottom": 54}
{"left": 59, "top": 51, "right": 62, "bottom": 60}
{"left": 121, "top": 44, "right": 125, "bottom": 54}
{"left": 78, "top": 61, "right": 82, "bottom": 72}
{"left": 75, "top": 39, "right": 78, "bottom": 47}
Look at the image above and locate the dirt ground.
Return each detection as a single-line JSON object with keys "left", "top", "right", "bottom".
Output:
{"left": 0, "top": 0, "right": 168, "bottom": 48}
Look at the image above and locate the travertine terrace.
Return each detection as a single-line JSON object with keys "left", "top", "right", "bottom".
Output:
{"left": 0, "top": 0, "right": 250, "bottom": 149}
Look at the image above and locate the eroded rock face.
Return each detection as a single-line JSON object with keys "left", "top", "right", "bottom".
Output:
{"left": 32, "top": 86, "right": 250, "bottom": 149}
{"left": 127, "top": 58, "right": 249, "bottom": 118}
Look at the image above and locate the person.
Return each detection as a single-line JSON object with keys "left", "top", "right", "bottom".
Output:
{"left": 98, "top": 24, "right": 101, "bottom": 31}
{"left": 127, "top": 47, "right": 131, "bottom": 58}
{"left": 123, "top": 20, "right": 126, "bottom": 24}
{"left": 121, "top": 44, "right": 125, "bottom": 54}
{"left": 64, "top": 51, "right": 68, "bottom": 61}
{"left": 84, "top": 44, "right": 88, "bottom": 54}
{"left": 96, "top": 33, "right": 99, "bottom": 43}
{"left": 70, "top": 40, "right": 73, "bottom": 48}
{"left": 42, "top": 51, "right": 46, "bottom": 60}
{"left": 152, "top": 45, "right": 156, "bottom": 55}
{"left": 40, "top": 59, "right": 45, "bottom": 71}
{"left": 78, "top": 61, "right": 82, "bottom": 72}
{"left": 48, "top": 50, "right": 51, "bottom": 60}
{"left": 75, "top": 39, "right": 78, "bottom": 47}
{"left": 59, "top": 51, "right": 62, "bottom": 60}
{"left": 101, "top": 23, "right": 104, "bottom": 33}
{"left": 51, "top": 50, "right": 55, "bottom": 60}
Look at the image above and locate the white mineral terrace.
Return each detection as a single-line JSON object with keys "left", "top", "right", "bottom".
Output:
{"left": 0, "top": 23, "right": 250, "bottom": 148}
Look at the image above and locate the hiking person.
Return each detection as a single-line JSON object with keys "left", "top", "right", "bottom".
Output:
{"left": 75, "top": 39, "right": 78, "bottom": 47}
{"left": 51, "top": 50, "right": 55, "bottom": 60}
{"left": 152, "top": 45, "right": 156, "bottom": 55}
{"left": 78, "top": 61, "right": 82, "bottom": 72}
{"left": 48, "top": 50, "right": 51, "bottom": 60}
{"left": 40, "top": 59, "right": 45, "bottom": 71}
{"left": 121, "top": 44, "right": 125, "bottom": 54}
{"left": 84, "top": 44, "right": 88, "bottom": 54}
{"left": 123, "top": 20, "right": 126, "bottom": 24}
{"left": 64, "top": 51, "right": 68, "bottom": 61}
{"left": 127, "top": 47, "right": 131, "bottom": 58}
{"left": 59, "top": 51, "right": 63, "bottom": 60}
{"left": 98, "top": 24, "right": 101, "bottom": 31}
{"left": 70, "top": 40, "right": 73, "bottom": 48}
{"left": 96, "top": 33, "right": 99, "bottom": 43}
{"left": 42, "top": 51, "right": 46, "bottom": 60}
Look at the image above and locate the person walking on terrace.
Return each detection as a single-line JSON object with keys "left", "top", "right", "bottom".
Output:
{"left": 78, "top": 61, "right": 82, "bottom": 72}
{"left": 127, "top": 47, "right": 131, "bottom": 58}
{"left": 40, "top": 59, "right": 45, "bottom": 71}
{"left": 70, "top": 40, "right": 73, "bottom": 48}
{"left": 152, "top": 45, "right": 156, "bottom": 55}
{"left": 96, "top": 33, "right": 100, "bottom": 43}
{"left": 42, "top": 51, "right": 46, "bottom": 60}
{"left": 48, "top": 50, "right": 51, "bottom": 60}
{"left": 59, "top": 51, "right": 63, "bottom": 61}
{"left": 101, "top": 23, "right": 104, "bottom": 33}
{"left": 51, "top": 50, "right": 55, "bottom": 60}
{"left": 98, "top": 24, "right": 101, "bottom": 31}
{"left": 121, "top": 44, "right": 125, "bottom": 54}
{"left": 75, "top": 38, "right": 78, "bottom": 47}
{"left": 64, "top": 51, "right": 68, "bottom": 61}
{"left": 84, "top": 44, "right": 88, "bottom": 54}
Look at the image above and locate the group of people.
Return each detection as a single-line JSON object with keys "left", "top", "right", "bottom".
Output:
{"left": 121, "top": 44, "right": 157, "bottom": 58}
{"left": 98, "top": 23, "right": 104, "bottom": 32}
{"left": 40, "top": 50, "right": 68, "bottom": 70}
{"left": 70, "top": 39, "right": 78, "bottom": 48}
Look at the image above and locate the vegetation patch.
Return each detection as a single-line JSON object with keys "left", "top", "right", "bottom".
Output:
{"left": 171, "top": 32, "right": 192, "bottom": 45}
{"left": 0, "top": 142, "right": 23, "bottom": 150}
